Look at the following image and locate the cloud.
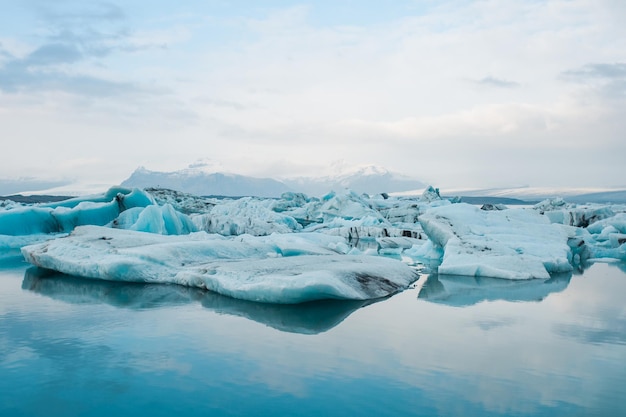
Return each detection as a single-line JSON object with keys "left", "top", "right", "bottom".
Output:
{"left": 561, "top": 62, "right": 626, "bottom": 98}
{"left": 0, "top": 2, "right": 165, "bottom": 96}
{"left": 23, "top": 43, "right": 83, "bottom": 66}
{"left": 475, "top": 76, "right": 520, "bottom": 88}
{"left": 0, "top": 46, "right": 146, "bottom": 96}
{"left": 38, "top": 2, "right": 126, "bottom": 24}
{"left": 2, "top": 0, "right": 626, "bottom": 188}
{"left": 332, "top": 103, "right": 565, "bottom": 142}
{"left": 0, "top": 45, "right": 13, "bottom": 60}
{"left": 562, "top": 62, "right": 626, "bottom": 80}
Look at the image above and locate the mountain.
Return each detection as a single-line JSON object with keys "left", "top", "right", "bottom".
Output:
{"left": 284, "top": 165, "right": 426, "bottom": 196}
{"left": 119, "top": 164, "right": 426, "bottom": 198}
{"left": 121, "top": 167, "right": 291, "bottom": 198}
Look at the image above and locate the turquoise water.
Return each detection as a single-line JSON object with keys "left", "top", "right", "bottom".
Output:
{"left": 1, "top": 255, "right": 625, "bottom": 417}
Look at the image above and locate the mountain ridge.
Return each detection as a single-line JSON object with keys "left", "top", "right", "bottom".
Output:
{"left": 120, "top": 164, "right": 426, "bottom": 197}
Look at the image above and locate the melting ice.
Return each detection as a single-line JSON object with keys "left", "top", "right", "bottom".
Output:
{"left": 2, "top": 185, "right": 625, "bottom": 304}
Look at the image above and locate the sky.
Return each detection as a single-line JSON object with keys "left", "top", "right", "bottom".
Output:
{"left": 0, "top": 0, "right": 625, "bottom": 190}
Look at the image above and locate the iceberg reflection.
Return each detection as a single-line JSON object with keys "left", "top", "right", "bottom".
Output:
{"left": 417, "top": 272, "right": 572, "bottom": 306}
{"left": 22, "top": 267, "right": 373, "bottom": 334}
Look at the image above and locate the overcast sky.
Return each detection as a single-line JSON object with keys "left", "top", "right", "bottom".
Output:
{"left": 1, "top": 0, "right": 625, "bottom": 189}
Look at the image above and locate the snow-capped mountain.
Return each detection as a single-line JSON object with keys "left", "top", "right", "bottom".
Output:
{"left": 283, "top": 165, "right": 426, "bottom": 197}
{"left": 119, "top": 163, "right": 426, "bottom": 197}
{"left": 121, "top": 166, "right": 291, "bottom": 198}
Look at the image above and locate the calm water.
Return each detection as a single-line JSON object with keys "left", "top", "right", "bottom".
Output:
{"left": 1, "top": 254, "right": 625, "bottom": 417}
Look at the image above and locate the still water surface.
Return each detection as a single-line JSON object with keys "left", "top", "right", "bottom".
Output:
{"left": 1, "top": 255, "right": 625, "bottom": 417}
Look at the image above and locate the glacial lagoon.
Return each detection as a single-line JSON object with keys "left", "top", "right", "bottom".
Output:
{"left": 2, "top": 256, "right": 625, "bottom": 417}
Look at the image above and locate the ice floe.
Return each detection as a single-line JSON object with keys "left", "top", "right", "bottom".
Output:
{"left": 419, "top": 203, "right": 574, "bottom": 279}
{"left": 21, "top": 226, "right": 419, "bottom": 304}
{"left": 533, "top": 197, "right": 619, "bottom": 228}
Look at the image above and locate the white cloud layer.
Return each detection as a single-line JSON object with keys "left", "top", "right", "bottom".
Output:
{"left": 0, "top": 0, "right": 625, "bottom": 189}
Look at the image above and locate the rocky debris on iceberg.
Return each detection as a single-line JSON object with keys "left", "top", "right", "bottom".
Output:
{"left": 298, "top": 190, "right": 429, "bottom": 243}
{"left": 21, "top": 226, "right": 419, "bottom": 304}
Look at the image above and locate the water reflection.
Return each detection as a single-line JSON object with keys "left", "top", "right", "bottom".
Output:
{"left": 418, "top": 272, "right": 572, "bottom": 306}
{"left": 3, "top": 262, "right": 626, "bottom": 416}
{"left": 22, "top": 267, "right": 374, "bottom": 334}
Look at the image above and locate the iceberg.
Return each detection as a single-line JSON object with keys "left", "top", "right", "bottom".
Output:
{"left": 419, "top": 203, "right": 574, "bottom": 279}
{"left": 534, "top": 197, "right": 617, "bottom": 227}
{"left": 0, "top": 187, "right": 153, "bottom": 236}
{"left": 583, "top": 213, "right": 626, "bottom": 260}
{"left": 300, "top": 190, "right": 430, "bottom": 244}
{"left": 111, "top": 204, "right": 197, "bottom": 235}
{"left": 21, "top": 226, "right": 419, "bottom": 304}
{"left": 144, "top": 187, "right": 218, "bottom": 215}
{"left": 11, "top": 184, "right": 626, "bottom": 305}
{"left": 192, "top": 197, "right": 302, "bottom": 236}
{"left": 587, "top": 213, "right": 626, "bottom": 235}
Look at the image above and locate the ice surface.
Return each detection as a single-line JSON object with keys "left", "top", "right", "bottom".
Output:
{"left": 9, "top": 184, "right": 626, "bottom": 303}
{"left": 587, "top": 213, "right": 626, "bottom": 235}
{"left": 0, "top": 187, "right": 153, "bottom": 236}
{"left": 145, "top": 187, "right": 218, "bottom": 214}
{"left": 192, "top": 197, "right": 302, "bottom": 236}
{"left": 534, "top": 198, "right": 616, "bottom": 227}
{"left": 111, "top": 204, "right": 197, "bottom": 235}
{"left": 419, "top": 203, "right": 574, "bottom": 279}
{"left": 0, "top": 199, "right": 25, "bottom": 210}
{"left": 38, "top": 186, "right": 154, "bottom": 209}
{"left": 582, "top": 213, "right": 626, "bottom": 261}
{"left": 299, "top": 190, "right": 430, "bottom": 243}
{"left": 21, "top": 226, "right": 419, "bottom": 304}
